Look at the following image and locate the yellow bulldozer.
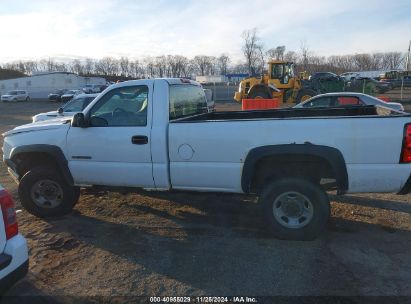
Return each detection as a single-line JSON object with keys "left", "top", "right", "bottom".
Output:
{"left": 234, "top": 60, "right": 345, "bottom": 106}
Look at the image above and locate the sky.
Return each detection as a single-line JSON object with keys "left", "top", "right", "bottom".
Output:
{"left": 0, "top": 0, "right": 410, "bottom": 63}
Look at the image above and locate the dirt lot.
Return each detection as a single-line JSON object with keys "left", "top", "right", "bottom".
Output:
{"left": 2, "top": 94, "right": 411, "bottom": 302}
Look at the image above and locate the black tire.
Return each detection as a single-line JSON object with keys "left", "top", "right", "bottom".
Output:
{"left": 26, "top": 97, "right": 30, "bottom": 102}
{"left": 248, "top": 88, "right": 271, "bottom": 99}
{"left": 18, "top": 166, "right": 80, "bottom": 217}
{"left": 295, "top": 88, "right": 316, "bottom": 104}
{"left": 259, "top": 178, "right": 330, "bottom": 241}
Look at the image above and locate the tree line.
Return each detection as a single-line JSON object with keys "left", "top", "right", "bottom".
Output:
{"left": 242, "top": 28, "right": 406, "bottom": 76}
{"left": 0, "top": 28, "right": 407, "bottom": 79}
{"left": 0, "top": 55, "right": 235, "bottom": 79}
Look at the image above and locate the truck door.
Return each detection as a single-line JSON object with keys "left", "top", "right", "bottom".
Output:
{"left": 66, "top": 82, "right": 155, "bottom": 188}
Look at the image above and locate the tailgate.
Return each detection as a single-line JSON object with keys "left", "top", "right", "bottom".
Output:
{"left": 0, "top": 185, "right": 6, "bottom": 253}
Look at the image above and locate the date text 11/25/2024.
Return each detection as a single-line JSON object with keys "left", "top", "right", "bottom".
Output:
{"left": 149, "top": 296, "right": 258, "bottom": 303}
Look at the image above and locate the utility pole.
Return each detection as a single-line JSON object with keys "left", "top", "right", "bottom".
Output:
{"left": 401, "top": 40, "right": 411, "bottom": 100}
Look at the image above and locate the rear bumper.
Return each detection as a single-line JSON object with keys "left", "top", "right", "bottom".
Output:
{"left": 398, "top": 173, "right": 411, "bottom": 194}
{"left": 0, "top": 234, "right": 29, "bottom": 294}
{"left": 0, "top": 259, "right": 28, "bottom": 294}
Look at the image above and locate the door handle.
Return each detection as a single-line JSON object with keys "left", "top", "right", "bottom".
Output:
{"left": 131, "top": 135, "right": 148, "bottom": 145}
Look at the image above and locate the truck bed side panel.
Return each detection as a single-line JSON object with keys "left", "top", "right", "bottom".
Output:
{"left": 168, "top": 116, "right": 411, "bottom": 193}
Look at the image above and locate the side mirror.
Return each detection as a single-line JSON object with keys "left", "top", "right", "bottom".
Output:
{"left": 58, "top": 107, "right": 63, "bottom": 114}
{"left": 72, "top": 113, "right": 88, "bottom": 128}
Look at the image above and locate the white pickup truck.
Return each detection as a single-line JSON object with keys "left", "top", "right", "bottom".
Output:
{"left": 3, "top": 78, "right": 411, "bottom": 240}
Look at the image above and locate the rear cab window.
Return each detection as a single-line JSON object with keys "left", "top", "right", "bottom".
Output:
{"left": 336, "top": 96, "right": 362, "bottom": 105}
{"left": 169, "top": 84, "right": 208, "bottom": 120}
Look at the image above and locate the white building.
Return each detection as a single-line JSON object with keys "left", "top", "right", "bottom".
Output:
{"left": 195, "top": 75, "right": 227, "bottom": 84}
{"left": 0, "top": 72, "right": 106, "bottom": 99}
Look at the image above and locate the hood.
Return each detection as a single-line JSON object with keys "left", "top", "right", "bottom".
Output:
{"left": 1, "top": 95, "right": 12, "bottom": 98}
{"left": 2, "top": 117, "right": 71, "bottom": 137}
{"left": 386, "top": 102, "right": 404, "bottom": 111}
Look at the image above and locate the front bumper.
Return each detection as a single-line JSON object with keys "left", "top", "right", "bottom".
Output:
{"left": 3, "top": 159, "right": 19, "bottom": 184}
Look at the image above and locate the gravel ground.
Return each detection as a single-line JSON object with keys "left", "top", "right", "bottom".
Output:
{"left": 1, "top": 94, "right": 411, "bottom": 303}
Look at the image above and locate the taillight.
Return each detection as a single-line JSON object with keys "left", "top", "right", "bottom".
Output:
{"left": 400, "top": 124, "right": 411, "bottom": 163}
{"left": 0, "top": 188, "right": 18, "bottom": 240}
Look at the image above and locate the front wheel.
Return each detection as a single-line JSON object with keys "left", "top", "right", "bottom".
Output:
{"left": 259, "top": 178, "right": 330, "bottom": 240}
{"left": 18, "top": 166, "right": 80, "bottom": 217}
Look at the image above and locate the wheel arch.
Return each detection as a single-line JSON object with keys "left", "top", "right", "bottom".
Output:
{"left": 10, "top": 144, "right": 74, "bottom": 185}
{"left": 248, "top": 84, "right": 271, "bottom": 97}
{"left": 241, "top": 144, "right": 348, "bottom": 194}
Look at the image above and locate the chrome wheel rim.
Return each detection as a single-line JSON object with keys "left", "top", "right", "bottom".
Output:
{"left": 30, "top": 179, "right": 63, "bottom": 209}
{"left": 273, "top": 191, "right": 314, "bottom": 229}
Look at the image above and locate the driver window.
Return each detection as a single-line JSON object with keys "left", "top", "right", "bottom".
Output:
{"left": 89, "top": 85, "right": 148, "bottom": 127}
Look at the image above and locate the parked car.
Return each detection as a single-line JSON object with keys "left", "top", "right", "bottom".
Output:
{"left": 33, "top": 93, "right": 99, "bottom": 122}
{"left": 0, "top": 184, "right": 28, "bottom": 294}
{"left": 1, "top": 90, "right": 30, "bottom": 102}
{"left": 309, "top": 72, "right": 340, "bottom": 80}
{"left": 48, "top": 89, "right": 68, "bottom": 102}
{"left": 82, "top": 84, "right": 101, "bottom": 94}
{"left": 294, "top": 92, "right": 404, "bottom": 112}
{"left": 61, "top": 90, "right": 82, "bottom": 103}
{"left": 203, "top": 88, "right": 215, "bottom": 112}
{"left": 340, "top": 72, "right": 360, "bottom": 82}
{"left": 347, "top": 77, "right": 393, "bottom": 94}
{"left": 4, "top": 78, "right": 411, "bottom": 241}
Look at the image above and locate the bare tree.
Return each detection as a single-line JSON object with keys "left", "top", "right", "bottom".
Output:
{"left": 84, "top": 58, "right": 94, "bottom": 75}
{"left": 353, "top": 53, "right": 373, "bottom": 70}
{"left": 382, "top": 52, "right": 404, "bottom": 70}
{"left": 154, "top": 56, "right": 167, "bottom": 77}
{"left": 299, "top": 41, "right": 311, "bottom": 73}
{"left": 217, "top": 54, "right": 230, "bottom": 75}
{"left": 266, "top": 46, "right": 286, "bottom": 61}
{"left": 96, "top": 57, "right": 119, "bottom": 76}
{"left": 241, "top": 28, "right": 263, "bottom": 75}
{"left": 192, "top": 55, "right": 214, "bottom": 75}
{"left": 143, "top": 57, "right": 155, "bottom": 78}
{"left": 119, "top": 56, "right": 130, "bottom": 76}
{"left": 129, "top": 59, "right": 142, "bottom": 78}
{"left": 284, "top": 51, "right": 298, "bottom": 62}
{"left": 70, "top": 59, "right": 84, "bottom": 75}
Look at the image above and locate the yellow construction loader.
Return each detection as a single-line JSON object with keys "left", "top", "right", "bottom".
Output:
{"left": 234, "top": 60, "right": 344, "bottom": 106}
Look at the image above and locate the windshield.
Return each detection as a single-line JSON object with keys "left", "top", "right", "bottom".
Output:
{"left": 6, "top": 91, "right": 18, "bottom": 95}
{"left": 63, "top": 96, "right": 95, "bottom": 112}
{"left": 271, "top": 64, "right": 285, "bottom": 78}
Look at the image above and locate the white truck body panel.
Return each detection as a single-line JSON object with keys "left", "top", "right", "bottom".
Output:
{"left": 168, "top": 116, "right": 411, "bottom": 193}
{"left": 2, "top": 78, "right": 411, "bottom": 196}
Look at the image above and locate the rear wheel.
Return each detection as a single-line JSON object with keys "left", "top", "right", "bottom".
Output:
{"left": 26, "top": 96, "right": 30, "bottom": 101}
{"left": 19, "top": 166, "right": 80, "bottom": 217}
{"left": 296, "top": 88, "right": 316, "bottom": 104}
{"left": 259, "top": 178, "right": 330, "bottom": 240}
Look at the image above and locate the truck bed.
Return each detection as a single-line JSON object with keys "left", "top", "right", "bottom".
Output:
{"left": 173, "top": 105, "right": 407, "bottom": 123}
